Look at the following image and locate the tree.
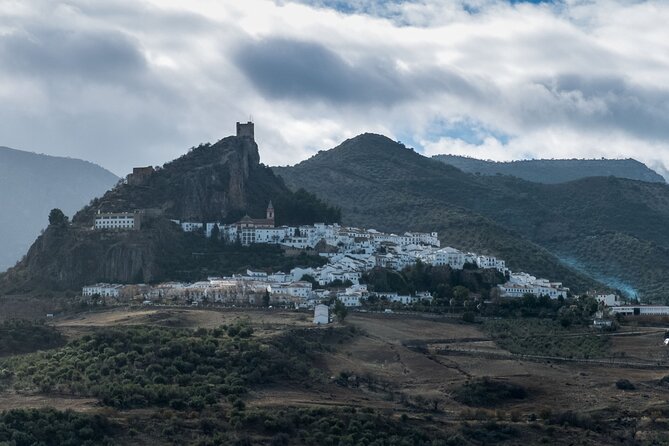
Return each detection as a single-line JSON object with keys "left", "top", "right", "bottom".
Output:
{"left": 453, "top": 285, "right": 470, "bottom": 302}
{"left": 262, "top": 290, "right": 270, "bottom": 307}
{"left": 334, "top": 300, "right": 348, "bottom": 322}
{"left": 210, "top": 224, "right": 220, "bottom": 241}
{"left": 48, "top": 208, "right": 68, "bottom": 226}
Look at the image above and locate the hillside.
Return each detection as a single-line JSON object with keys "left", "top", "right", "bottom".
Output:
{"left": 433, "top": 155, "right": 667, "bottom": 184}
{"left": 0, "top": 147, "right": 118, "bottom": 272}
{"left": 0, "top": 136, "right": 339, "bottom": 293}
{"left": 275, "top": 134, "right": 669, "bottom": 300}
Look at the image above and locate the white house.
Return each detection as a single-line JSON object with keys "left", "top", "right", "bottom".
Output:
{"left": 476, "top": 255, "right": 506, "bottom": 273}
{"left": 82, "top": 283, "right": 123, "bottom": 297}
{"left": 337, "top": 293, "right": 363, "bottom": 307}
{"left": 498, "top": 283, "right": 567, "bottom": 299}
{"left": 181, "top": 222, "right": 203, "bottom": 233}
{"left": 594, "top": 293, "right": 622, "bottom": 307}
{"left": 428, "top": 247, "right": 467, "bottom": 269}
{"left": 269, "top": 281, "right": 313, "bottom": 299}
{"left": 94, "top": 212, "right": 140, "bottom": 230}
{"left": 314, "top": 304, "right": 329, "bottom": 324}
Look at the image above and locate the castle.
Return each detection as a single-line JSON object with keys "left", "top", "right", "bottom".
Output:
{"left": 236, "top": 121, "right": 254, "bottom": 140}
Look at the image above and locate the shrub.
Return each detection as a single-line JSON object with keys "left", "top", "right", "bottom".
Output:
{"left": 616, "top": 379, "right": 635, "bottom": 390}
{"left": 454, "top": 377, "right": 527, "bottom": 407}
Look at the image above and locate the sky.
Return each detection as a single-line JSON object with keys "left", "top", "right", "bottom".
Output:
{"left": 1, "top": 0, "right": 669, "bottom": 178}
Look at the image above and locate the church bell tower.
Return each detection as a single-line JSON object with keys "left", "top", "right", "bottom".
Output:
{"left": 266, "top": 201, "right": 275, "bottom": 224}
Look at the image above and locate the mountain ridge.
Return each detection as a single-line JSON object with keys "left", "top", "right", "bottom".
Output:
{"left": 432, "top": 154, "right": 667, "bottom": 184}
{"left": 274, "top": 133, "right": 669, "bottom": 300}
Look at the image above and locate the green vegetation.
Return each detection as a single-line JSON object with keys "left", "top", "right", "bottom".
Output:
{"left": 616, "top": 379, "right": 636, "bottom": 390}
{"left": 48, "top": 208, "right": 68, "bottom": 226}
{"left": 157, "top": 230, "right": 327, "bottom": 283}
{"left": 276, "top": 133, "right": 669, "bottom": 300}
{"left": 362, "top": 263, "right": 504, "bottom": 300}
{"left": 0, "top": 320, "right": 65, "bottom": 357}
{"left": 0, "top": 408, "right": 114, "bottom": 445}
{"left": 454, "top": 377, "right": 527, "bottom": 407}
{"left": 333, "top": 300, "right": 348, "bottom": 322}
{"left": 239, "top": 407, "right": 447, "bottom": 445}
{"left": 484, "top": 319, "right": 609, "bottom": 358}
{"left": 481, "top": 294, "right": 600, "bottom": 324}
{"left": 3, "top": 324, "right": 354, "bottom": 409}
{"left": 460, "top": 421, "right": 520, "bottom": 443}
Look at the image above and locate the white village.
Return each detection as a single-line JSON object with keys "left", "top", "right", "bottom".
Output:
{"left": 84, "top": 201, "right": 582, "bottom": 317}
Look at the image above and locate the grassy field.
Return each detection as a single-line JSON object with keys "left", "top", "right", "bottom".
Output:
{"left": 1, "top": 306, "right": 669, "bottom": 444}
{"left": 483, "top": 318, "right": 611, "bottom": 359}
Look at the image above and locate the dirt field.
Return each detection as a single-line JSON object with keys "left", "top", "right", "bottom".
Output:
{"left": 3, "top": 305, "right": 669, "bottom": 444}
{"left": 0, "top": 391, "right": 98, "bottom": 412}
{"left": 47, "top": 307, "right": 669, "bottom": 418}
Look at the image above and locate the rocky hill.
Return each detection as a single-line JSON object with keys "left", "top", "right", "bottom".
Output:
{"left": 433, "top": 155, "right": 667, "bottom": 184}
{"left": 275, "top": 134, "right": 669, "bottom": 300}
{"left": 0, "top": 136, "right": 339, "bottom": 294}
{"left": 0, "top": 147, "right": 118, "bottom": 272}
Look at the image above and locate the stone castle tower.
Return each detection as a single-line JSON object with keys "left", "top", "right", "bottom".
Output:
{"left": 236, "top": 121, "right": 254, "bottom": 140}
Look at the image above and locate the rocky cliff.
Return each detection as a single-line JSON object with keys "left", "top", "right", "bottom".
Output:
{"left": 0, "top": 135, "right": 340, "bottom": 293}
{"left": 75, "top": 136, "right": 265, "bottom": 224}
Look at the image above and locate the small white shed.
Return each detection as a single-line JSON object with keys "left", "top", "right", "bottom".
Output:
{"left": 313, "top": 304, "right": 329, "bottom": 325}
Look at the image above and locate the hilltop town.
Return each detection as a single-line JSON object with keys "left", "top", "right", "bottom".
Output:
{"left": 86, "top": 202, "right": 570, "bottom": 309}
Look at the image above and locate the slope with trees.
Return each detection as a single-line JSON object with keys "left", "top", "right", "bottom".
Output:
{"left": 275, "top": 134, "right": 669, "bottom": 300}
{"left": 0, "top": 136, "right": 340, "bottom": 293}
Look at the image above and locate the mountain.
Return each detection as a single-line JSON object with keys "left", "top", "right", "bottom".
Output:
{"left": 0, "top": 135, "right": 339, "bottom": 294}
{"left": 432, "top": 155, "right": 667, "bottom": 184}
{"left": 274, "top": 134, "right": 669, "bottom": 301}
{"left": 0, "top": 147, "right": 119, "bottom": 272}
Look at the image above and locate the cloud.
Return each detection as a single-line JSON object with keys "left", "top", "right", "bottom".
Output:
{"left": 0, "top": 0, "right": 668, "bottom": 179}
{"left": 234, "top": 36, "right": 486, "bottom": 106}
{"left": 0, "top": 27, "right": 146, "bottom": 82}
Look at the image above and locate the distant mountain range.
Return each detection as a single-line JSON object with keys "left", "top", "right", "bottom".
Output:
{"left": 275, "top": 134, "right": 669, "bottom": 301}
{"left": 432, "top": 155, "right": 667, "bottom": 184}
{"left": 0, "top": 147, "right": 119, "bottom": 272}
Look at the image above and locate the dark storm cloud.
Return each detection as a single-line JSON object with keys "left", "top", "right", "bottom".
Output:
{"left": 234, "top": 37, "right": 486, "bottom": 106}
{"left": 0, "top": 26, "right": 147, "bottom": 83}
{"left": 533, "top": 74, "right": 669, "bottom": 141}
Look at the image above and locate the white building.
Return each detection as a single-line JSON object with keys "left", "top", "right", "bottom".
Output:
{"left": 594, "top": 293, "right": 622, "bottom": 307}
{"left": 337, "top": 293, "right": 363, "bottom": 307}
{"left": 82, "top": 283, "right": 123, "bottom": 297}
{"left": 498, "top": 283, "right": 568, "bottom": 299}
{"left": 314, "top": 304, "right": 329, "bottom": 324}
{"left": 269, "top": 281, "right": 313, "bottom": 299}
{"left": 94, "top": 212, "right": 140, "bottom": 230}
{"left": 611, "top": 306, "right": 669, "bottom": 316}
{"left": 423, "top": 247, "right": 474, "bottom": 270}
{"left": 181, "top": 222, "right": 204, "bottom": 233}
{"left": 476, "top": 255, "right": 506, "bottom": 273}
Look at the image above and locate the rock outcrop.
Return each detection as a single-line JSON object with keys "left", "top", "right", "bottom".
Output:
{"left": 0, "top": 135, "right": 340, "bottom": 294}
